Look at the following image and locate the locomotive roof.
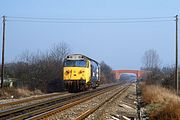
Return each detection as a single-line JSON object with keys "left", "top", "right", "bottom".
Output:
{"left": 65, "top": 54, "right": 99, "bottom": 65}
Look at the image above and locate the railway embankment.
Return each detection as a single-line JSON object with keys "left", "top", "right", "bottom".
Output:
{"left": 140, "top": 83, "right": 180, "bottom": 120}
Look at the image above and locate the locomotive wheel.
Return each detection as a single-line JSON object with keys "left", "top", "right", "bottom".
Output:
{"left": 92, "top": 86, "right": 96, "bottom": 89}
{"left": 73, "top": 81, "right": 78, "bottom": 93}
{"left": 67, "top": 81, "right": 86, "bottom": 92}
{"left": 80, "top": 82, "right": 86, "bottom": 91}
{"left": 67, "top": 83, "right": 73, "bottom": 93}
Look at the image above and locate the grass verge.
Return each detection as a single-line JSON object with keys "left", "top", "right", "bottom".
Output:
{"left": 0, "top": 87, "right": 42, "bottom": 99}
{"left": 141, "top": 83, "right": 180, "bottom": 120}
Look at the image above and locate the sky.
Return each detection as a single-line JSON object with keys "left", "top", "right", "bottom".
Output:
{"left": 0, "top": 0, "right": 180, "bottom": 70}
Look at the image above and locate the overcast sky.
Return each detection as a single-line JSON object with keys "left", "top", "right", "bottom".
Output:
{"left": 0, "top": 0, "right": 180, "bottom": 70}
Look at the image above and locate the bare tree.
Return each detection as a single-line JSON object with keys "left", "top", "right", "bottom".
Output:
{"left": 100, "top": 61, "right": 115, "bottom": 84}
{"left": 142, "top": 49, "right": 161, "bottom": 70}
{"left": 141, "top": 49, "right": 163, "bottom": 85}
{"left": 5, "top": 42, "right": 71, "bottom": 92}
{"left": 49, "top": 42, "right": 70, "bottom": 62}
{"left": 48, "top": 42, "right": 71, "bottom": 79}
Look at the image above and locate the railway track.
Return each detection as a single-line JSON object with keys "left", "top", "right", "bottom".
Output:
{"left": 0, "top": 92, "right": 69, "bottom": 110}
{"left": 0, "top": 83, "right": 124, "bottom": 120}
{"left": 75, "top": 85, "right": 130, "bottom": 120}
{"left": 28, "top": 83, "right": 130, "bottom": 120}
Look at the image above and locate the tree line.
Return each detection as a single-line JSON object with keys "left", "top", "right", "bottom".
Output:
{"left": 141, "top": 49, "right": 176, "bottom": 90}
{"left": 1, "top": 42, "right": 115, "bottom": 92}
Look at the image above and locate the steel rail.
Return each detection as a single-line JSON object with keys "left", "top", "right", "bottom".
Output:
{"left": 27, "top": 84, "right": 127, "bottom": 120}
{"left": 0, "top": 93, "right": 73, "bottom": 118}
{"left": 0, "top": 92, "right": 68, "bottom": 108}
{"left": 15, "top": 87, "right": 116, "bottom": 120}
{"left": 75, "top": 84, "right": 131, "bottom": 120}
{"left": 0, "top": 83, "right": 121, "bottom": 119}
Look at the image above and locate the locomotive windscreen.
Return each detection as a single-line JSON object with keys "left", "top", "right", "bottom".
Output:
{"left": 64, "top": 60, "right": 87, "bottom": 67}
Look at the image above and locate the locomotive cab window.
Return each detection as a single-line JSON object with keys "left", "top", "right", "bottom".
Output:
{"left": 64, "top": 60, "right": 87, "bottom": 67}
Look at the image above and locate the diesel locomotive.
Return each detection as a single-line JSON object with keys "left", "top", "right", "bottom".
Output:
{"left": 63, "top": 54, "right": 100, "bottom": 92}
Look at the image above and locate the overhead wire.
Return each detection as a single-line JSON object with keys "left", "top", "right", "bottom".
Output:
{"left": 6, "top": 16, "right": 174, "bottom": 20}
{"left": 4, "top": 16, "right": 176, "bottom": 23}
{"left": 6, "top": 19, "right": 174, "bottom": 23}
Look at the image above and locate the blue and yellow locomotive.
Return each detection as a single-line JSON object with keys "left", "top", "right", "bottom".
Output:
{"left": 63, "top": 54, "right": 100, "bottom": 92}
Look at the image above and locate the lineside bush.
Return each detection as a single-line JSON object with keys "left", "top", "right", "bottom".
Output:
{"left": 141, "top": 83, "right": 180, "bottom": 120}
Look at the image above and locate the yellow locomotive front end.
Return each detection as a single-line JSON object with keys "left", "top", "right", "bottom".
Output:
{"left": 63, "top": 54, "right": 91, "bottom": 92}
{"left": 63, "top": 61, "right": 91, "bottom": 82}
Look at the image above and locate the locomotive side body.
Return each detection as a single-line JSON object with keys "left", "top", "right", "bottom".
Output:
{"left": 63, "top": 54, "right": 100, "bottom": 92}
{"left": 90, "top": 60, "right": 100, "bottom": 89}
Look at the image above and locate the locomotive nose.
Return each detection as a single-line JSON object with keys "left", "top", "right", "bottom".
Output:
{"left": 65, "top": 70, "right": 72, "bottom": 74}
{"left": 79, "top": 70, "right": 85, "bottom": 74}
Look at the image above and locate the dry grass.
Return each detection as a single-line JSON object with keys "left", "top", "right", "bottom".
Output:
{"left": 0, "top": 87, "right": 43, "bottom": 99}
{"left": 141, "top": 83, "right": 180, "bottom": 120}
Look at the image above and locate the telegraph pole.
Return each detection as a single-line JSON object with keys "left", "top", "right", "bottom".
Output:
{"left": 1, "top": 16, "right": 6, "bottom": 88}
{"left": 175, "top": 15, "right": 178, "bottom": 94}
